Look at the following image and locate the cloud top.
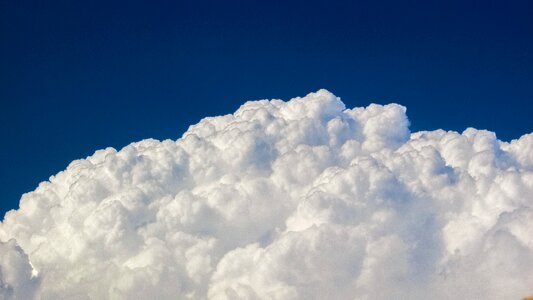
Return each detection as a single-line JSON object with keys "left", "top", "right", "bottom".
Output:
{"left": 1, "top": 90, "right": 532, "bottom": 299}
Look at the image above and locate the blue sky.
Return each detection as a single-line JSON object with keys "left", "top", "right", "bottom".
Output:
{"left": 1, "top": 0, "right": 532, "bottom": 216}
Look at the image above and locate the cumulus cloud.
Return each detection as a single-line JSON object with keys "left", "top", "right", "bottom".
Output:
{"left": 1, "top": 89, "right": 532, "bottom": 299}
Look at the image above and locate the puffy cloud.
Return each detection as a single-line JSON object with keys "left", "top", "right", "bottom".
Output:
{"left": 0, "top": 239, "right": 39, "bottom": 299}
{"left": 0, "top": 89, "right": 532, "bottom": 299}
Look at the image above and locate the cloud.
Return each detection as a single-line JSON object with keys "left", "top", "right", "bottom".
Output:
{"left": 0, "top": 89, "right": 532, "bottom": 299}
{"left": 0, "top": 239, "right": 39, "bottom": 299}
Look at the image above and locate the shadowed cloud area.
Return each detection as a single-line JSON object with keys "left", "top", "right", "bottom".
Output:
{"left": 0, "top": 90, "right": 532, "bottom": 299}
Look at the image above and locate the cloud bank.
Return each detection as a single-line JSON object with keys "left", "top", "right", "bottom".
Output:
{"left": 1, "top": 90, "right": 532, "bottom": 299}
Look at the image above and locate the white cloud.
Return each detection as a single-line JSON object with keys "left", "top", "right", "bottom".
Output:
{"left": 0, "top": 239, "right": 39, "bottom": 299}
{"left": 0, "top": 89, "right": 532, "bottom": 299}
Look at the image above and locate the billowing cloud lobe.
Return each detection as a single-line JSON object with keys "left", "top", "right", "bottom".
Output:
{"left": 1, "top": 90, "right": 532, "bottom": 299}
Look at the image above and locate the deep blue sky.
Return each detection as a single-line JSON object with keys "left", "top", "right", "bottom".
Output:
{"left": 1, "top": 0, "right": 532, "bottom": 216}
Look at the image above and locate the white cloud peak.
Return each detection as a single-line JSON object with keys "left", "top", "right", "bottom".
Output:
{"left": 1, "top": 90, "right": 532, "bottom": 299}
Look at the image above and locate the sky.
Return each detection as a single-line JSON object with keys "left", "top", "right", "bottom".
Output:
{"left": 1, "top": 0, "right": 532, "bottom": 217}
